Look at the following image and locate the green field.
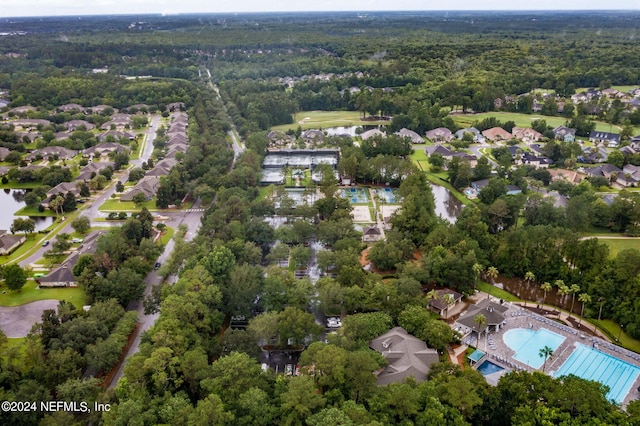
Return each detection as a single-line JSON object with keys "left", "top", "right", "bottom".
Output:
{"left": 99, "top": 198, "right": 157, "bottom": 211}
{"left": 597, "top": 238, "right": 640, "bottom": 258}
{"left": 0, "top": 280, "right": 86, "bottom": 308}
{"left": 576, "top": 86, "right": 638, "bottom": 94}
{"left": 451, "top": 112, "right": 635, "bottom": 134}
{"left": 270, "top": 110, "right": 390, "bottom": 132}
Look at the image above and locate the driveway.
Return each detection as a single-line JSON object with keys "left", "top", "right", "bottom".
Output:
{"left": 0, "top": 299, "right": 59, "bottom": 337}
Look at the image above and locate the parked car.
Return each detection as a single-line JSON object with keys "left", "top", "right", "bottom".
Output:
{"left": 154, "top": 262, "right": 161, "bottom": 270}
{"left": 42, "top": 240, "right": 50, "bottom": 247}
{"left": 326, "top": 317, "right": 342, "bottom": 328}
{"left": 71, "top": 238, "right": 84, "bottom": 243}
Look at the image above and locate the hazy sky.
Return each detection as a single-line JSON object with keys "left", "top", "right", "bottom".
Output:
{"left": 1, "top": 0, "right": 637, "bottom": 18}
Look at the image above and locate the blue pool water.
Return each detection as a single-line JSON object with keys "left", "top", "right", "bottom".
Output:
{"left": 477, "top": 360, "right": 505, "bottom": 376}
{"left": 503, "top": 328, "right": 565, "bottom": 369}
{"left": 554, "top": 343, "right": 640, "bottom": 404}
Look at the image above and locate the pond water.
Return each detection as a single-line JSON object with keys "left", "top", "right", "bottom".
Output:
{"left": 432, "top": 184, "right": 463, "bottom": 223}
{"left": 0, "top": 189, "right": 54, "bottom": 232}
{"left": 324, "top": 125, "right": 381, "bottom": 137}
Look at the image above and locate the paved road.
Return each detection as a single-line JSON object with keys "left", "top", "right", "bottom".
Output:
{"left": 0, "top": 300, "right": 59, "bottom": 337}
{"left": 18, "top": 114, "right": 161, "bottom": 268}
{"left": 108, "top": 208, "right": 203, "bottom": 387}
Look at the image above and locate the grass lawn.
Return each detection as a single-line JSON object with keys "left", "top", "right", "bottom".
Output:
{"left": 0, "top": 181, "right": 43, "bottom": 190}
{"left": 576, "top": 86, "right": 638, "bottom": 94}
{"left": 13, "top": 206, "right": 56, "bottom": 217}
{"left": 99, "top": 198, "right": 156, "bottom": 211}
{"left": 590, "top": 319, "right": 640, "bottom": 353}
{"left": 0, "top": 280, "right": 86, "bottom": 309}
{"left": 597, "top": 238, "right": 640, "bottom": 258}
{"left": 271, "top": 110, "right": 390, "bottom": 132}
{"left": 477, "top": 281, "right": 522, "bottom": 302}
{"left": 158, "top": 226, "right": 175, "bottom": 245}
{"left": 452, "top": 112, "right": 634, "bottom": 134}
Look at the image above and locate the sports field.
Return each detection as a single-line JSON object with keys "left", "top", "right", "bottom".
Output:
{"left": 451, "top": 112, "right": 636, "bottom": 134}
{"left": 270, "top": 110, "right": 390, "bottom": 132}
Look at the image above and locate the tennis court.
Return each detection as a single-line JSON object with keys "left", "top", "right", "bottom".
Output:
{"left": 374, "top": 187, "right": 401, "bottom": 204}
{"left": 341, "top": 187, "right": 369, "bottom": 204}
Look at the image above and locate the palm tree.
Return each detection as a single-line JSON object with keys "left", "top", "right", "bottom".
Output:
{"left": 557, "top": 284, "right": 570, "bottom": 318}
{"left": 441, "top": 293, "right": 456, "bottom": 319}
{"left": 578, "top": 293, "right": 591, "bottom": 327}
{"left": 472, "top": 263, "right": 483, "bottom": 291}
{"left": 425, "top": 289, "right": 438, "bottom": 310}
{"left": 486, "top": 266, "right": 499, "bottom": 284}
{"left": 553, "top": 279, "right": 565, "bottom": 305}
{"left": 539, "top": 345, "right": 554, "bottom": 373}
{"left": 473, "top": 313, "right": 487, "bottom": 349}
{"left": 541, "top": 282, "right": 552, "bottom": 305}
{"left": 569, "top": 284, "right": 581, "bottom": 314}
{"left": 524, "top": 271, "right": 535, "bottom": 307}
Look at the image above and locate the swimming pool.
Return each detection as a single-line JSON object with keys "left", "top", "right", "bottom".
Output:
{"left": 477, "top": 360, "right": 505, "bottom": 376}
{"left": 503, "top": 328, "right": 566, "bottom": 369}
{"left": 553, "top": 343, "right": 640, "bottom": 404}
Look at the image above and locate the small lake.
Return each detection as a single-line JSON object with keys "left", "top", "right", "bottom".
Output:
{"left": 432, "top": 184, "right": 463, "bottom": 223}
{"left": 0, "top": 189, "right": 54, "bottom": 232}
{"left": 324, "top": 125, "right": 381, "bottom": 137}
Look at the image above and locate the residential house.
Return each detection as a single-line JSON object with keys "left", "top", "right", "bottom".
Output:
{"left": 12, "top": 118, "right": 51, "bottom": 131}
{"left": 471, "top": 179, "right": 521, "bottom": 194}
{"left": 100, "top": 113, "right": 132, "bottom": 130}
{"left": 120, "top": 176, "right": 161, "bottom": 201}
{"left": 581, "top": 163, "right": 621, "bottom": 181}
{"left": 426, "top": 145, "right": 454, "bottom": 161}
{"left": 579, "top": 146, "right": 608, "bottom": 164}
{"left": 146, "top": 158, "right": 178, "bottom": 177}
{"left": 553, "top": 126, "right": 576, "bottom": 142}
{"left": 88, "top": 105, "right": 115, "bottom": 115}
{"left": 547, "top": 168, "right": 583, "bottom": 184}
{"left": 301, "top": 129, "right": 325, "bottom": 145}
{"left": 360, "top": 129, "right": 385, "bottom": 140}
{"left": 0, "top": 147, "right": 9, "bottom": 161}
{"left": 97, "top": 130, "right": 136, "bottom": 142}
{"left": 37, "top": 231, "right": 104, "bottom": 287}
{"left": 166, "top": 102, "right": 185, "bottom": 112}
{"left": 520, "top": 152, "right": 553, "bottom": 169}
{"left": 425, "top": 127, "right": 453, "bottom": 143}
{"left": 76, "top": 162, "right": 115, "bottom": 182}
{"left": 0, "top": 230, "right": 26, "bottom": 255}
{"left": 481, "top": 127, "right": 512, "bottom": 142}
{"left": 512, "top": 127, "right": 543, "bottom": 143}
{"left": 395, "top": 128, "right": 423, "bottom": 144}
{"left": 617, "top": 164, "right": 640, "bottom": 187}
{"left": 369, "top": 327, "right": 439, "bottom": 385}
{"left": 7, "top": 105, "right": 36, "bottom": 116}
{"left": 58, "top": 103, "right": 86, "bottom": 113}
{"left": 45, "top": 181, "right": 81, "bottom": 200}
{"left": 82, "top": 142, "right": 128, "bottom": 159}
{"left": 589, "top": 131, "right": 620, "bottom": 147}
{"left": 64, "top": 120, "right": 95, "bottom": 131}
{"left": 454, "top": 127, "right": 485, "bottom": 143}
{"left": 26, "top": 146, "right": 77, "bottom": 162}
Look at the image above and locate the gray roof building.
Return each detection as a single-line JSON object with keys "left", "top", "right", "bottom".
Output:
{"left": 370, "top": 327, "right": 439, "bottom": 385}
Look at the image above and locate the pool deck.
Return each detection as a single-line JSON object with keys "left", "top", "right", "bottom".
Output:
{"left": 458, "top": 299, "right": 640, "bottom": 406}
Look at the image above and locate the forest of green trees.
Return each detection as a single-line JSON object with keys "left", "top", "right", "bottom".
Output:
{"left": 1, "top": 10, "right": 640, "bottom": 425}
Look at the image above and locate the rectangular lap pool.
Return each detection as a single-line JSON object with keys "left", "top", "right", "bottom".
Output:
{"left": 553, "top": 343, "right": 640, "bottom": 404}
